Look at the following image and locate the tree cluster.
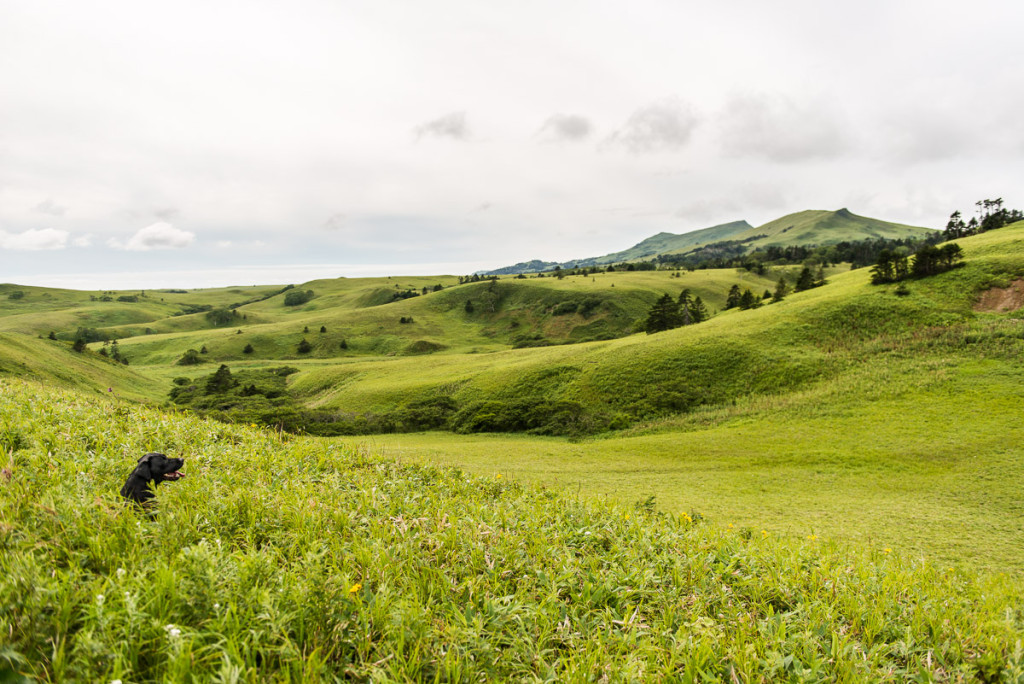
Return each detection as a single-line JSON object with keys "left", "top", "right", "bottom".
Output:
{"left": 944, "top": 199, "right": 1023, "bottom": 240}
{"left": 283, "top": 289, "right": 315, "bottom": 307}
{"left": 643, "top": 289, "right": 709, "bottom": 334}
{"left": 870, "top": 244, "right": 963, "bottom": 284}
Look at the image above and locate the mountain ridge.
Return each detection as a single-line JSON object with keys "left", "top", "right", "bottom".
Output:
{"left": 486, "top": 209, "right": 935, "bottom": 274}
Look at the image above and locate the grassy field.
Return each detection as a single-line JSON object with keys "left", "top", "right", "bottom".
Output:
{"left": 1, "top": 379, "right": 1022, "bottom": 681}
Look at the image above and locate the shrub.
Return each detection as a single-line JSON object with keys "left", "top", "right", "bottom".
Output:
{"left": 177, "top": 349, "right": 202, "bottom": 365}
{"left": 297, "top": 339, "right": 313, "bottom": 354}
{"left": 284, "top": 290, "right": 315, "bottom": 306}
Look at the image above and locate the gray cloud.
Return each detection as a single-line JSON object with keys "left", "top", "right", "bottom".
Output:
{"left": 719, "top": 93, "right": 848, "bottom": 163}
{"left": 415, "top": 112, "right": 470, "bottom": 141}
{"left": 108, "top": 222, "right": 195, "bottom": 251}
{"left": 33, "top": 199, "right": 67, "bottom": 217}
{"left": 537, "top": 114, "right": 593, "bottom": 142}
{"left": 323, "top": 213, "right": 347, "bottom": 230}
{"left": 154, "top": 207, "right": 181, "bottom": 221}
{"left": 605, "top": 99, "right": 699, "bottom": 154}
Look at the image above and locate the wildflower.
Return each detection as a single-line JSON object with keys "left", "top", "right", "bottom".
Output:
{"left": 728, "top": 523, "right": 734, "bottom": 529}
{"left": 164, "top": 624, "right": 182, "bottom": 639}
{"left": 883, "top": 548, "right": 892, "bottom": 554}
{"left": 116, "top": 568, "right": 125, "bottom": 578}
{"left": 807, "top": 534, "right": 818, "bottom": 541}
{"left": 96, "top": 594, "right": 105, "bottom": 605}
{"left": 624, "top": 513, "right": 630, "bottom": 520}
{"left": 349, "top": 583, "right": 362, "bottom": 594}
{"left": 495, "top": 474, "right": 502, "bottom": 479}
{"left": 112, "top": 680, "right": 122, "bottom": 684}
{"left": 761, "top": 530, "right": 768, "bottom": 538}
{"left": 214, "top": 603, "right": 220, "bottom": 610}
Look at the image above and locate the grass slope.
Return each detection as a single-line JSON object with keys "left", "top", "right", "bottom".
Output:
{"left": 0, "top": 333, "right": 163, "bottom": 401}
{"left": 733, "top": 208, "right": 936, "bottom": 248}
{"left": 1, "top": 380, "right": 1022, "bottom": 681}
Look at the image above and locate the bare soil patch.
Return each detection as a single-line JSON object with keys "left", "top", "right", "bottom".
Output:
{"left": 974, "top": 279, "right": 1024, "bottom": 312}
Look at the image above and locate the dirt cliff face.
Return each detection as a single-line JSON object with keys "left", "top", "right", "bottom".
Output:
{"left": 974, "top": 279, "right": 1024, "bottom": 312}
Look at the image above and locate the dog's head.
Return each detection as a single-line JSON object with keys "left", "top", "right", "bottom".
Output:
{"left": 134, "top": 452, "right": 186, "bottom": 484}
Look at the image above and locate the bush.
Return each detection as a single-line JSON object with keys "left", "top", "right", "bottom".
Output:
{"left": 177, "top": 349, "right": 202, "bottom": 365}
{"left": 284, "top": 290, "right": 315, "bottom": 306}
{"left": 297, "top": 339, "right": 313, "bottom": 354}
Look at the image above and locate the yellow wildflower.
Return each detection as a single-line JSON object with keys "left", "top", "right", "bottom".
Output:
{"left": 883, "top": 548, "right": 891, "bottom": 554}
{"left": 807, "top": 534, "right": 818, "bottom": 541}
{"left": 349, "top": 583, "right": 362, "bottom": 594}
{"left": 761, "top": 530, "right": 768, "bottom": 538}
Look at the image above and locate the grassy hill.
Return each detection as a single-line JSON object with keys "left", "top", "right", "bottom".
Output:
{"left": 732, "top": 208, "right": 934, "bottom": 249}
{"left": 1, "top": 379, "right": 1022, "bottom": 681}
{"left": 486, "top": 209, "right": 936, "bottom": 275}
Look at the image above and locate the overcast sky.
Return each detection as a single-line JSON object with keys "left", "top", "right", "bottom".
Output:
{"left": 2, "top": 0, "right": 1022, "bottom": 288}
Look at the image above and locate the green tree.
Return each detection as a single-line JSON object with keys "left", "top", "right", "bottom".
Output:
{"left": 297, "top": 339, "right": 313, "bottom": 354}
{"left": 205, "top": 364, "right": 236, "bottom": 394}
{"left": 319, "top": 325, "right": 327, "bottom": 333}
{"left": 283, "top": 290, "right": 314, "bottom": 306}
{"left": 177, "top": 349, "right": 202, "bottom": 365}
{"left": 644, "top": 294, "right": 682, "bottom": 334}
{"left": 725, "top": 284, "right": 742, "bottom": 309}
{"left": 243, "top": 343, "right": 254, "bottom": 354}
{"left": 795, "top": 267, "right": 815, "bottom": 292}
{"left": 738, "top": 289, "right": 760, "bottom": 310}
{"left": 690, "top": 296, "right": 709, "bottom": 323}
{"left": 677, "top": 289, "right": 693, "bottom": 325}
{"left": 72, "top": 338, "right": 87, "bottom": 353}
{"left": 464, "top": 299, "right": 474, "bottom": 314}
{"left": 339, "top": 339, "right": 348, "bottom": 350}
{"left": 772, "top": 276, "right": 788, "bottom": 302}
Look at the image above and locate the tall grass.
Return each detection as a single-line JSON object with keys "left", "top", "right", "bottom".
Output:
{"left": 2, "top": 379, "right": 1023, "bottom": 681}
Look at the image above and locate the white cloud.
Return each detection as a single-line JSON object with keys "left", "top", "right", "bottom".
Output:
{"left": 72, "top": 234, "right": 93, "bottom": 247}
{"left": 216, "top": 240, "right": 232, "bottom": 248}
{"left": 0, "top": 228, "right": 69, "bottom": 250}
{"left": 109, "top": 222, "right": 195, "bottom": 251}
{"left": 604, "top": 99, "right": 699, "bottom": 154}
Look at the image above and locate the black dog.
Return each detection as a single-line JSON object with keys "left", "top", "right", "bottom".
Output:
{"left": 120, "top": 452, "right": 185, "bottom": 508}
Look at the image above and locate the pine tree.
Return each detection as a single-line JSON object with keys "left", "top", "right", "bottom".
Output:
{"left": 725, "top": 284, "right": 742, "bottom": 309}
{"left": 297, "top": 339, "right": 312, "bottom": 354}
{"left": 772, "top": 276, "right": 788, "bottom": 302}
{"left": 795, "top": 267, "right": 815, "bottom": 292}
{"left": 691, "top": 296, "right": 709, "bottom": 323}
{"left": 205, "top": 364, "right": 236, "bottom": 394}
{"left": 677, "top": 289, "right": 693, "bottom": 325}
{"left": 644, "top": 294, "right": 682, "bottom": 334}
{"left": 243, "top": 343, "right": 254, "bottom": 354}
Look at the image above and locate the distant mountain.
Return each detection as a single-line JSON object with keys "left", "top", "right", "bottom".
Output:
{"left": 483, "top": 220, "right": 753, "bottom": 275}
{"left": 732, "top": 209, "right": 933, "bottom": 249}
{"left": 485, "top": 210, "right": 935, "bottom": 274}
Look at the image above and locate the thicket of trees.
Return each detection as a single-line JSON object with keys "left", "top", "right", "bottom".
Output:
{"left": 870, "top": 244, "right": 963, "bottom": 284}
{"left": 643, "top": 289, "right": 708, "bottom": 333}
{"left": 283, "top": 289, "right": 315, "bottom": 306}
{"left": 944, "top": 199, "right": 1023, "bottom": 240}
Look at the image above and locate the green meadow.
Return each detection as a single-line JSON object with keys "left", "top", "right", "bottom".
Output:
{"left": 2, "top": 221, "right": 1024, "bottom": 679}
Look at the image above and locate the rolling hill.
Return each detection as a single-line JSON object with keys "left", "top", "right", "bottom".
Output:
{"left": 486, "top": 209, "right": 936, "bottom": 274}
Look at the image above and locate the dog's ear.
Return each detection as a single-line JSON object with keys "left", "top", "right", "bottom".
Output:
{"left": 138, "top": 452, "right": 162, "bottom": 464}
{"left": 134, "top": 459, "right": 152, "bottom": 480}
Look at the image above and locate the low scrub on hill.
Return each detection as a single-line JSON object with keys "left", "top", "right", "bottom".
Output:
{"left": 1, "top": 380, "right": 1023, "bottom": 680}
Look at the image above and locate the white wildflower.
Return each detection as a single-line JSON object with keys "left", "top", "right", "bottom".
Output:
{"left": 96, "top": 594, "right": 105, "bottom": 605}
{"left": 164, "top": 624, "right": 182, "bottom": 639}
